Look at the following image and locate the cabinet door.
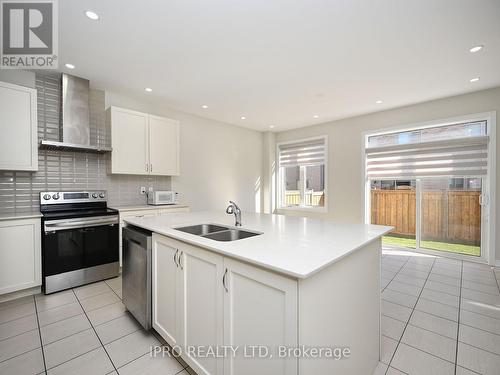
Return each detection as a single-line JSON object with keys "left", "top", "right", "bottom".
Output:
{"left": 178, "top": 245, "right": 224, "bottom": 375}
{"left": 0, "top": 82, "right": 37, "bottom": 171}
{"left": 152, "top": 234, "right": 180, "bottom": 346}
{"left": 0, "top": 219, "right": 41, "bottom": 294}
{"left": 223, "top": 258, "right": 298, "bottom": 375}
{"left": 149, "top": 115, "right": 179, "bottom": 176}
{"left": 110, "top": 107, "right": 149, "bottom": 175}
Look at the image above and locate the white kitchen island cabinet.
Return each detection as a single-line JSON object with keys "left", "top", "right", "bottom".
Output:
{"left": 152, "top": 235, "right": 181, "bottom": 347}
{"left": 223, "top": 257, "right": 297, "bottom": 375}
{"left": 127, "top": 211, "right": 392, "bottom": 375}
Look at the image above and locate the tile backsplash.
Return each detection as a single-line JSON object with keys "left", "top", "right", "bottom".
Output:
{"left": 0, "top": 73, "right": 171, "bottom": 213}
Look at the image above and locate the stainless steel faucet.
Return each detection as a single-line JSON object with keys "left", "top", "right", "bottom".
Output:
{"left": 226, "top": 201, "right": 242, "bottom": 226}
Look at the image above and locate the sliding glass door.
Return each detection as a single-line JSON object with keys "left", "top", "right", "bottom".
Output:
{"left": 419, "top": 177, "right": 482, "bottom": 257}
{"left": 370, "top": 177, "right": 484, "bottom": 258}
{"left": 365, "top": 116, "right": 492, "bottom": 260}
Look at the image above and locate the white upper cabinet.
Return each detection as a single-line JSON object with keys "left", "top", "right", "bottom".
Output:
{"left": 109, "top": 107, "right": 149, "bottom": 175}
{"left": 108, "top": 106, "right": 180, "bottom": 176}
{"left": 0, "top": 81, "right": 38, "bottom": 171}
{"left": 149, "top": 115, "right": 180, "bottom": 176}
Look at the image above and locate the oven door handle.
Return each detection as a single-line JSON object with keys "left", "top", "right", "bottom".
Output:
{"left": 44, "top": 217, "right": 118, "bottom": 233}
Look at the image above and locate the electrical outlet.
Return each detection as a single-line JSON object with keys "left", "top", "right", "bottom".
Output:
{"left": 148, "top": 187, "right": 154, "bottom": 192}
{"left": 140, "top": 187, "right": 146, "bottom": 195}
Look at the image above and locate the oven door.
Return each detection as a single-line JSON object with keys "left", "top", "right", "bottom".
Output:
{"left": 43, "top": 215, "right": 119, "bottom": 277}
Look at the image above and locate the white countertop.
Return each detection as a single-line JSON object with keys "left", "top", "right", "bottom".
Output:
{"left": 125, "top": 211, "right": 392, "bottom": 279}
{"left": 0, "top": 211, "right": 42, "bottom": 221}
{"left": 110, "top": 204, "right": 189, "bottom": 212}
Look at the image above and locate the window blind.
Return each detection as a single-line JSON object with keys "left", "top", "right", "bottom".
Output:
{"left": 365, "top": 135, "right": 489, "bottom": 179}
{"left": 279, "top": 138, "right": 326, "bottom": 167}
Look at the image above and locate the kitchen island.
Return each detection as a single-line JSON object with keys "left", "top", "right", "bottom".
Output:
{"left": 125, "top": 211, "right": 392, "bottom": 375}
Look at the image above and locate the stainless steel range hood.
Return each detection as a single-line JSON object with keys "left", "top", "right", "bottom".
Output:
{"left": 39, "top": 74, "right": 112, "bottom": 153}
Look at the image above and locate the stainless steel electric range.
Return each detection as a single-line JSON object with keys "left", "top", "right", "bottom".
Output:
{"left": 40, "top": 191, "right": 119, "bottom": 294}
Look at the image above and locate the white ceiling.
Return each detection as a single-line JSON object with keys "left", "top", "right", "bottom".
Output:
{"left": 59, "top": 0, "right": 500, "bottom": 131}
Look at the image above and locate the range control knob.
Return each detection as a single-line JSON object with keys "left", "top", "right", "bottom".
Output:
{"left": 52, "top": 193, "right": 60, "bottom": 200}
{"left": 43, "top": 194, "right": 51, "bottom": 200}
{"left": 92, "top": 193, "right": 98, "bottom": 198}
{"left": 99, "top": 193, "right": 105, "bottom": 198}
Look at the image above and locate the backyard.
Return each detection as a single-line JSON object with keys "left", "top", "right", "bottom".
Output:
{"left": 371, "top": 187, "right": 482, "bottom": 257}
{"left": 382, "top": 235, "right": 481, "bottom": 257}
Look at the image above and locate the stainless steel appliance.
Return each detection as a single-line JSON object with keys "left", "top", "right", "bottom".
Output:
{"left": 147, "top": 190, "right": 178, "bottom": 205}
{"left": 122, "top": 226, "right": 152, "bottom": 330}
{"left": 39, "top": 74, "right": 112, "bottom": 153}
{"left": 40, "top": 191, "right": 119, "bottom": 294}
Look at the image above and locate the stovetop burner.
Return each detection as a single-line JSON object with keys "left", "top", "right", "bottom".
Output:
{"left": 39, "top": 190, "right": 118, "bottom": 220}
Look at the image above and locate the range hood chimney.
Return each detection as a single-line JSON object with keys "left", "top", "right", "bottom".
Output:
{"left": 39, "top": 74, "right": 112, "bottom": 153}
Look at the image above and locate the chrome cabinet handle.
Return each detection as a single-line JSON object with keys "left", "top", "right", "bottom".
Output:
{"left": 150, "top": 164, "right": 153, "bottom": 173}
{"left": 146, "top": 163, "right": 149, "bottom": 172}
{"left": 179, "top": 251, "right": 184, "bottom": 270}
{"left": 173, "top": 249, "right": 179, "bottom": 267}
{"left": 222, "top": 268, "right": 228, "bottom": 292}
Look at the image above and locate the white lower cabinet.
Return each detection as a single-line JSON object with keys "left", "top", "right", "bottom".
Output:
{"left": 180, "top": 244, "right": 224, "bottom": 375}
{"left": 0, "top": 218, "right": 41, "bottom": 295}
{"left": 152, "top": 233, "right": 297, "bottom": 375}
{"left": 223, "top": 258, "right": 298, "bottom": 375}
{"left": 152, "top": 234, "right": 181, "bottom": 346}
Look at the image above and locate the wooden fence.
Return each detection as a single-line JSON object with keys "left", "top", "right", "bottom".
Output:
{"left": 285, "top": 190, "right": 324, "bottom": 206}
{"left": 371, "top": 189, "right": 481, "bottom": 245}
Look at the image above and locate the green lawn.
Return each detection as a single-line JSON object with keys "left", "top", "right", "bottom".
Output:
{"left": 382, "top": 235, "right": 481, "bottom": 257}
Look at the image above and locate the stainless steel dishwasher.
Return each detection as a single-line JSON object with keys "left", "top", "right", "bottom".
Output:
{"left": 122, "top": 226, "right": 152, "bottom": 330}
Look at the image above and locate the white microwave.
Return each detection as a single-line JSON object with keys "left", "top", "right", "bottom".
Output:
{"left": 147, "top": 191, "right": 178, "bottom": 205}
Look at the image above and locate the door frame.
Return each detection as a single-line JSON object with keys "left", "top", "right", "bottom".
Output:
{"left": 361, "top": 111, "right": 496, "bottom": 265}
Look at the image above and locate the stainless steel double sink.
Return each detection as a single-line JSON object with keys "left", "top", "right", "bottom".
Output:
{"left": 174, "top": 224, "right": 261, "bottom": 241}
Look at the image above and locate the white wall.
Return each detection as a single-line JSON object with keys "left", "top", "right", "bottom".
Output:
{"left": 105, "top": 91, "right": 263, "bottom": 212}
{"left": 275, "top": 87, "right": 500, "bottom": 262}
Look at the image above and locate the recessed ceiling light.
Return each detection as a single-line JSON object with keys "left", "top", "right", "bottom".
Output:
{"left": 375, "top": 100, "right": 383, "bottom": 104}
{"left": 269, "top": 125, "right": 275, "bottom": 129}
{"left": 470, "top": 77, "right": 480, "bottom": 83}
{"left": 313, "top": 115, "right": 319, "bottom": 119}
{"left": 201, "top": 105, "right": 208, "bottom": 109}
{"left": 144, "top": 87, "right": 153, "bottom": 92}
{"left": 240, "top": 116, "right": 246, "bottom": 120}
{"left": 64, "top": 63, "right": 75, "bottom": 69}
{"left": 469, "top": 45, "right": 483, "bottom": 53}
{"left": 85, "top": 10, "right": 99, "bottom": 20}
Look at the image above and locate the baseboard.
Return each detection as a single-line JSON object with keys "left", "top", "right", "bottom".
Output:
{"left": 0, "top": 286, "right": 41, "bottom": 303}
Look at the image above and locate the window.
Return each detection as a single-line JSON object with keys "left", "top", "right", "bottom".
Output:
{"left": 365, "top": 120, "right": 489, "bottom": 179}
{"left": 367, "top": 121, "right": 487, "bottom": 148}
{"left": 278, "top": 137, "right": 327, "bottom": 209}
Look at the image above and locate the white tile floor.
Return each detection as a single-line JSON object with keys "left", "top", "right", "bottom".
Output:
{"left": 0, "top": 247, "right": 499, "bottom": 375}
{"left": 0, "top": 277, "right": 189, "bottom": 375}
{"left": 375, "top": 246, "right": 500, "bottom": 375}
